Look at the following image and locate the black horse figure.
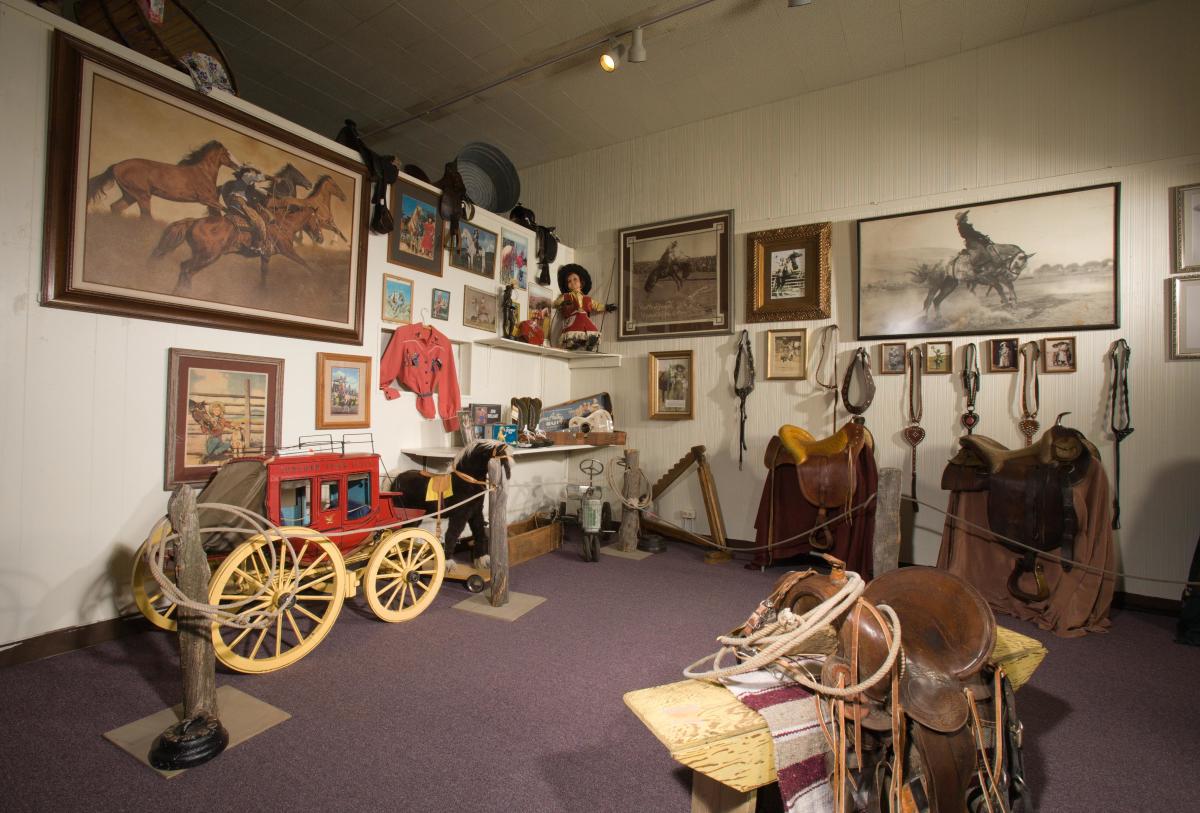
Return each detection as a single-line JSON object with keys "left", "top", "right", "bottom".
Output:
{"left": 915, "top": 246, "right": 1035, "bottom": 319}
{"left": 390, "top": 440, "right": 511, "bottom": 567}
{"left": 643, "top": 257, "right": 695, "bottom": 293}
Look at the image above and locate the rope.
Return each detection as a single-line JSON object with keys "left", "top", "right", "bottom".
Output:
{"left": 608, "top": 459, "right": 652, "bottom": 511}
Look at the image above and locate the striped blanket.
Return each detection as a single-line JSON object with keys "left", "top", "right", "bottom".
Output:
{"left": 723, "top": 670, "right": 833, "bottom": 813}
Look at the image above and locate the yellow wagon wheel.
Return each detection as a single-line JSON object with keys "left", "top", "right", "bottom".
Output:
{"left": 208, "top": 528, "right": 346, "bottom": 674}
{"left": 364, "top": 528, "right": 445, "bottom": 622}
{"left": 130, "top": 525, "right": 178, "bottom": 632}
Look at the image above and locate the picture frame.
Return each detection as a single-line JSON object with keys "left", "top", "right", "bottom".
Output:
{"left": 857, "top": 183, "right": 1119, "bottom": 339}
{"left": 381, "top": 274, "right": 414, "bottom": 325}
{"left": 463, "top": 284, "right": 498, "bottom": 332}
{"left": 449, "top": 220, "right": 498, "bottom": 278}
{"left": 43, "top": 34, "right": 368, "bottom": 344}
{"left": 1042, "top": 337, "right": 1077, "bottom": 373}
{"left": 879, "top": 342, "right": 907, "bottom": 375}
{"left": 648, "top": 350, "right": 694, "bottom": 419}
{"left": 165, "top": 348, "right": 283, "bottom": 489}
{"left": 499, "top": 228, "right": 529, "bottom": 291}
{"left": 431, "top": 288, "right": 451, "bottom": 321}
{"left": 528, "top": 287, "right": 555, "bottom": 347}
{"left": 988, "top": 337, "right": 1019, "bottom": 372}
{"left": 619, "top": 210, "right": 733, "bottom": 341}
{"left": 387, "top": 178, "right": 442, "bottom": 276}
{"left": 1169, "top": 274, "right": 1200, "bottom": 359}
{"left": 745, "top": 222, "right": 832, "bottom": 322}
{"left": 765, "top": 329, "right": 808, "bottom": 380}
{"left": 1172, "top": 183, "right": 1200, "bottom": 274}
{"left": 470, "top": 404, "right": 503, "bottom": 425}
{"left": 924, "top": 341, "right": 953, "bottom": 374}
{"left": 316, "top": 353, "right": 371, "bottom": 429}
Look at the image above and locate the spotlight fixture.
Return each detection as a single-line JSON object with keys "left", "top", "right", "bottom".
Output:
{"left": 788, "top": 0, "right": 813, "bottom": 6}
{"left": 600, "top": 38, "right": 626, "bottom": 72}
{"left": 629, "top": 26, "right": 647, "bottom": 63}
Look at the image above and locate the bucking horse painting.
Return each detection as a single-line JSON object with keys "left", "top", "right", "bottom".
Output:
{"left": 856, "top": 185, "right": 1118, "bottom": 339}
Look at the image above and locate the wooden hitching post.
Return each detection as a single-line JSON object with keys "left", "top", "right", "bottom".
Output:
{"left": 487, "top": 457, "right": 509, "bottom": 607}
{"left": 872, "top": 467, "right": 902, "bottom": 576}
{"left": 618, "top": 448, "right": 641, "bottom": 552}
{"left": 149, "top": 485, "right": 228, "bottom": 770}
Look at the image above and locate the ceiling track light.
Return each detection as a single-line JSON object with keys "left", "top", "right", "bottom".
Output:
{"left": 600, "top": 38, "right": 626, "bottom": 72}
{"left": 629, "top": 26, "right": 647, "bottom": 63}
{"left": 788, "top": 0, "right": 813, "bottom": 7}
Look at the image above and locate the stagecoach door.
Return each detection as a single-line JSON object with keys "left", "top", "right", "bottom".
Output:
{"left": 315, "top": 478, "right": 340, "bottom": 531}
{"left": 345, "top": 472, "right": 374, "bottom": 530}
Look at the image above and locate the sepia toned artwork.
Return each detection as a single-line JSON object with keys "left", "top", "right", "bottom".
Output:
{"left": 431, "top": 288, "right": 451, "bottom": 321}
{"left": 316, "top": 353, "right": 370, "bottom": 429}
{"left": 745, "top": 222, "right": 832, "bottom": 322}
{"left": 648, "top": 350, "right": 694, "bottom": 419}
{"left": 765, "top": 329, "right": 808, "bottom": 380}
{"left": 620, "top": 211, "right": 732, "bottom": 340}
{"left": 879, "top": 342, "right": 906, "bottom": 375}
{"left": 44, "top": 34, "right": 367, "bottom": 344}
{"left": 388, "top": 179, "right": 442, "bottom": 276}
{"left": 165, "top": 348, "right": 283, "bottom": 488}
{"left": 924, "top": 341, "right": 953, "bottom": 374}
{"left": 858, "top": 184, "right": 1119, "bottom": 339}
{"left": 500, "top": 229, "right": 529, "bottom": 290}
{"left": 989, "top": 337, "right": 1019, "bottom": 372}
{"left": 463, "top": 285, "right": 498, "bottom": 332}
{"left": 382, "top": 274, "right": 413, "bottom": 325}
{"left": 1042, "top": 337, "right": 1076, "bottom": 373}
{"left": 449, "top": 221, "right": 498, "bottom": 278}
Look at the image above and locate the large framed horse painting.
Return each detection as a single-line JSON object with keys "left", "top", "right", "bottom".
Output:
{"left": 857, "top": 184, "right": 1119, "bottom": 340}
{"left": 42, "top": 34, "right": 368, "bottom": 343}
{"left": 618, "top": 211, "right": 732, "bottom": 341}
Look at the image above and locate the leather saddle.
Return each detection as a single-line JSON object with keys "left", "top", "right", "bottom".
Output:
{"left": 942, "top": 416, "right": 1099, "bottom": 602}
{"left": 765, "top": 422, "right": 872, "bottom": 550}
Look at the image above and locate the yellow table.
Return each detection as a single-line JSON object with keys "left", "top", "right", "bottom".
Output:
{"left": 624, "top": 627, "right": 1047, "bottom": 813}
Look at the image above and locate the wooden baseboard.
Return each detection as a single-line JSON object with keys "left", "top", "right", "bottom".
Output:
{"left": 1111, "top": 591, "right": 1179, "bottom": 616}
{"left": 0, "top": 614, "right": 154, "bottom": 669}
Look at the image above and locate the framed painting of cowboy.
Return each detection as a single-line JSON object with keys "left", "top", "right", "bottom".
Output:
{"left": 42, "top": 34, "right": 368, "bottom": 343}
{"left": 618, "top": 211, "right": 732, "bottom": 340}
{"left": 745, "top": 222, "right": 832, "bottom": 323}
{"left": 856, "top": 183, "right": 1119, "bottom": 340}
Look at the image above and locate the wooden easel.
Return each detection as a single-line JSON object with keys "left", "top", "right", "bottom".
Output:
{"left": 640, "top": 445, "right": 731, "bottom": 563}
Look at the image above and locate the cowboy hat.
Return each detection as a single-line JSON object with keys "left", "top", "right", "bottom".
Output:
{"left": 557, "top": 263, "right": 592, "bottom": 295}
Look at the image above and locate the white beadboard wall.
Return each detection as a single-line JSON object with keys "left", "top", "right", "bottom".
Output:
{"left": 521, "top": 0, "right": 1200, "bottom": 600}
{"left": 0, "top": 2, "right": 574, "bottom": 645}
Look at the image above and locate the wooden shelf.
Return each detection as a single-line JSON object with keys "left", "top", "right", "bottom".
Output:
{"left": 402, "top": 444, "right": 608, "bottom": 461}
{"left": 474, "top": 337, "right": 621, "bottom": 369}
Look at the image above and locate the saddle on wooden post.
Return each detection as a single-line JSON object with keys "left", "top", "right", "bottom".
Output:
{"left": 766, "top": 422, "right": 871, "bottom": 551}
{"left": 942, "top": 418, "right": 1099, "bottom": 603}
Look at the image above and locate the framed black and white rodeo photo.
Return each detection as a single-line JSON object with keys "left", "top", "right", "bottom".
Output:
{"left": 857, "top": 184, "right": 1119, "bottom": 340}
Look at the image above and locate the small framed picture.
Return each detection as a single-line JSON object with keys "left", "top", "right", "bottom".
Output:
{"left": 382, "top": 274, "right": 414, "bottom": 325}
{"left": 431, "top": 288, "right": 450, "bottom": 321}
{"left": 1173, "top": 182, "right": 1200, "bottom": 274}
{"left": 879, "top": 342, "right": 907, "bottom": 375}
{"left": 470, "top": 403, "right": 502, "bottom": 425}
{"left": 924, "top": 341, "right": 953, "bottom": 374}
{"left": 1041, "top": 337, "right": 1077, "bottom": 372}
{"left": 500, "top": 228, "right": 529, "bottom": 291}
{"left": 648, "top": 350, "right": 694, "bottom": 419}
{"left": 1169, "top": 274, "right": 1200, "bottom": 359}
{"left": 765, "top": 329, "right": 808, "bottom": 380}
{"left": 988, "top": 337, "right": 1019, "bottom": 372}
{"left": 745, "top": 222, "right": 832, "bottom": 322}
{"left": 388, "top": 179, "right": 442, "bottom": 276}
{"left": 316, "top": 353, "right": 371, "bottom": 429}
{"left": 449, "top": 220, "right": 498, "bottom": 278}
{"left": 463, "top": 284, "right": 498, "bottom": 332}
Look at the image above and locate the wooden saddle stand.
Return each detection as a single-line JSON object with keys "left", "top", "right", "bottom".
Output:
{"left": 637, "top": 445, "right": 732, "bottom": 563}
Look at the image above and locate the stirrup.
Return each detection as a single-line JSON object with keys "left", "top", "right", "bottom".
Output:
{"left": 1007, "top": 562, "right": 1050, "bottom": 603}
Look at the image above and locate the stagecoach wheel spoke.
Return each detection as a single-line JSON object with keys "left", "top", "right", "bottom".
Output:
{"left": 130, "top": 535, "right": 180, "bottom": 632}
{"left": 364, "top": 529, "right": 445, "bottom": 623}
{"left": 209, "top": 534, "right": 346, "bottom": 674}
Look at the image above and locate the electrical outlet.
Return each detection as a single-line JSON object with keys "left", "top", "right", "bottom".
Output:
{"left": 679, "top": 509, "right": 696, "bottom": 520}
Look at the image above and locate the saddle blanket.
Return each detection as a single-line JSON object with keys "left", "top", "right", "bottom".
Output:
{"left": 723, "top": 670, "right": 833, "bottom": 813}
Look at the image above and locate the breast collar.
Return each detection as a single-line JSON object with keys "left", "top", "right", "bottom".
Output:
{"left": 840, "top": 347, "right": 875, "bottom": 419}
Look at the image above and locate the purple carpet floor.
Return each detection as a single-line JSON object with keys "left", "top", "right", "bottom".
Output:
{"left": 0, "top": 535, "right": 1196, "bottom": 812}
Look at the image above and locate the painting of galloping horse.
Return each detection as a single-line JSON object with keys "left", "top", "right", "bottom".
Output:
{"left": 42, "top": 34, "right": 368, "bottom": 343}
{"left": 857, "top": 184, "right": 1118, "bottom": 340}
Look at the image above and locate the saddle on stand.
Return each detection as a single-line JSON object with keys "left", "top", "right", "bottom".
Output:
{"left": 942, "top": 416, "right": 1099, "bottom": 603}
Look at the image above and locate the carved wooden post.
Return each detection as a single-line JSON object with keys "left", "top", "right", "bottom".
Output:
{"left": 487, "top": 457, "right": 509, "bottom": 607}
{"left": 872, "top": 467, "right": 902, "bottom": 576}
{"left": 618, "top": 448, "right": 641, "bottom": 552}
{"left": 149, "top": 485, "right": 228, "bottom": 770}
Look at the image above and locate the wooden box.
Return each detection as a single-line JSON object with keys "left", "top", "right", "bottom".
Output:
{"left": 507, "top": 514, "right": 562, "bottom": 566}
{"left": 545, "top": 430, "right": 627, "bottom": 447}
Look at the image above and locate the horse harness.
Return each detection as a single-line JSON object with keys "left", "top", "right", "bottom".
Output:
{"left": 942, "top": 414, "right": 1098, "bottom": 603}
{"left": 814, "top": 325, "right": 840, "bottom": 434}
{"left": 902, "top": 347, "right": 926, "bottom": 513}
{"left": 1018, "top": 342, "right": 1040, "bottom": 446}
{"left": 734, "top": 330, "right": 755, "bottom": 471}
{"left": 961, "top": 342, "right": 981, "bottom": 434}
{"left": 840, "top": 347, "right": 875, "bottom": 421}
{"left": 1107, "top": 339, "right": 1133, "bottom": 529}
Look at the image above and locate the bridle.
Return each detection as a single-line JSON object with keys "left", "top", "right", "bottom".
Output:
{"left": 1018, "top": 341, "right": 1040, "bottom": 446}
{"left": 1107, "top": 339, "right": 1133, "bottom": 529}
{"left": 902, "top": 346, "right": 926, "bottom": 512}
{"left": 734, "top": 329, "right": 755, "bottom": 471}
{"left": 961, "top": 342, "right": 981, "bottom": 435}
{"left": 814, "top": 325, "right": 840, "bottom": 434}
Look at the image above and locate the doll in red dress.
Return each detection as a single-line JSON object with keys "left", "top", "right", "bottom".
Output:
{"left": 554, "top": 263, "right": 615, "bottom": 351}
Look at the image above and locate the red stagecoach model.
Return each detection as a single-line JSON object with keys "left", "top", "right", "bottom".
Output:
{"left": 132, "top": 444, "right": 444, "bottom": 674}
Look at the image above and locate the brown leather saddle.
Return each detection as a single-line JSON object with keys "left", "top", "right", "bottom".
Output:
{"left": 777, "top": 566, "right": 1007, "bottom": 812}
{"left": 765, "top": 422, "right": 872, "bottom": 550}
{"left": 942, "top": 415, "right": 1099, "bottom": 602}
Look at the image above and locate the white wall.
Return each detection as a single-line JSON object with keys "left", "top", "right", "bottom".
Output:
{"left": 520, "top": 0, "right": 1200, "bottom": 600}
{"left": 0, "top": 2, "right": 574, "bottom": 645}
